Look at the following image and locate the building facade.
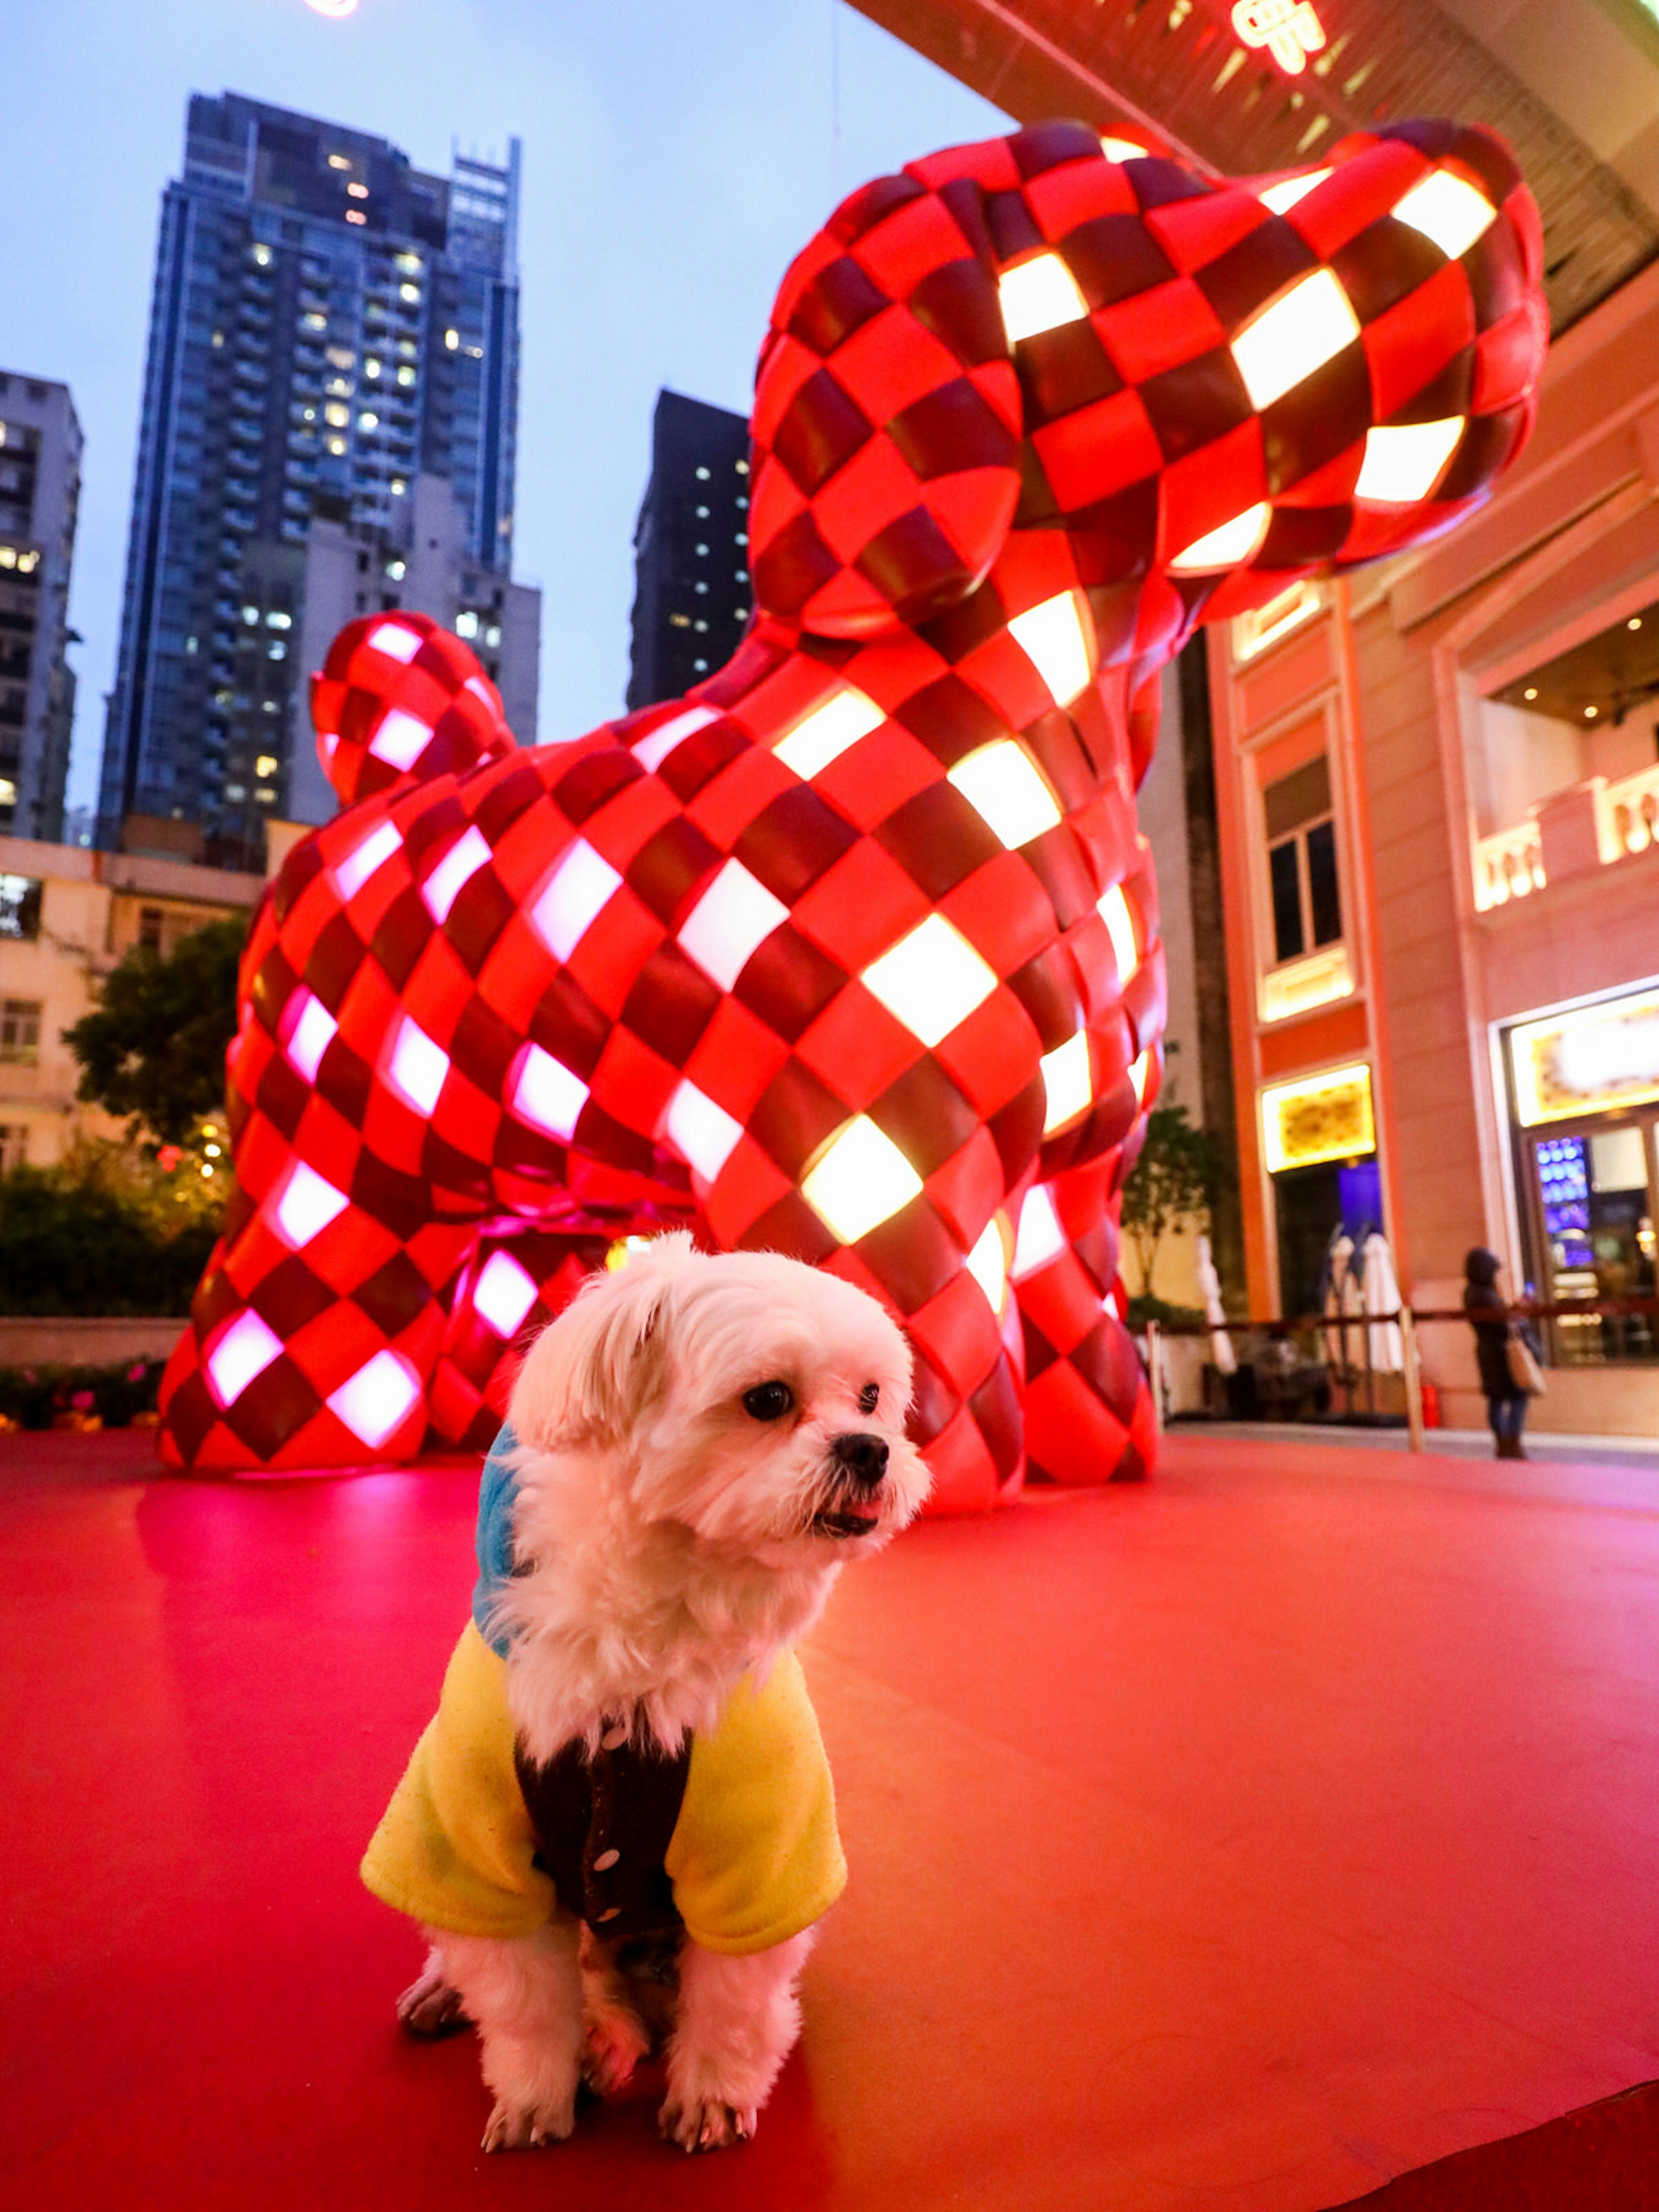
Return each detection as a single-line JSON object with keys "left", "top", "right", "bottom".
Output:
{"left": 626, "top": 389, "right": 753, "bottom": 711}
{"left": 1208, "top": 253, "right": 1659, "bottom": 1433}
{"left": 0, "top": 833, "right": 264, "bottom": 1171}
{"left": 98, "top": 92, "right": 523, "bottom": 866}
{"left": 0, "top": 372, "right": 82, "bottom": 845}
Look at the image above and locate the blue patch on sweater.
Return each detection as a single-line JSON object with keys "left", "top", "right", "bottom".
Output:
{"left": 473, "top": 1422, "right": 520, "bottom": 1657}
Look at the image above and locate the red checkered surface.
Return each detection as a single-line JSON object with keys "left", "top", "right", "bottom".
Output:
{"left": 159, "top": 118, "right": 1546, "bottom": 1508}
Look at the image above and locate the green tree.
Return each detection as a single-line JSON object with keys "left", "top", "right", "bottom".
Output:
{"left": 64, "top": 916, "right": 246, "bottom": 1146}
{"left": 1120, "top": 1099, "right": 1228, "bottom": 1301}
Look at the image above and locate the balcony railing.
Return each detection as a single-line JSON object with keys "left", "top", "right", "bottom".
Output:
{"left": 1472, "top": 820, "right": 1546, "bottom": 911}
{"left": 1597, "top": 763, "right": 1659, "bottom": 861}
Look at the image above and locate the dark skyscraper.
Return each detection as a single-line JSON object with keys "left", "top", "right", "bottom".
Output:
{"left": 626, "top": 390, "right": 752, "bottom": 711}
{"left": 98, "top": 93, "right": 522, "bottom": 863}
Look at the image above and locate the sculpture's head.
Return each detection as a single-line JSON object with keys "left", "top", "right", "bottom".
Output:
{"left": 748, "top": 118, "right": 1546, "bottom": 690}
{"left": 309, "top": 609, "right": 515, "bottom": 806}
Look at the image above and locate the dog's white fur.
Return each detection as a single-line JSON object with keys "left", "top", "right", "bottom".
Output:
{"left": 403, "top": 1233, "right": 929, "bottom": 2152}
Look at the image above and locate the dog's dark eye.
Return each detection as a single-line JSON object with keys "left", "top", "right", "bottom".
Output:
{"left": 858, "top": 1382, "right": 879, "bottom": 1414}
{"left": 743, "top": 1379, "right": 794, "bottom": 1421}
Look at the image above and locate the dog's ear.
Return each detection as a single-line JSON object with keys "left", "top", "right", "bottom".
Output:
{"left": 509, "top": 1235, "right": 696, "bottom": 1445}
{"left": 748, "top": 167, "right": 1023, "bottom": 639}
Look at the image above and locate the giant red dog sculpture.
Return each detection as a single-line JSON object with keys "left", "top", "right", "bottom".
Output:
{"left": 159, "top": 118, "right": 1545, "bottom": 1507}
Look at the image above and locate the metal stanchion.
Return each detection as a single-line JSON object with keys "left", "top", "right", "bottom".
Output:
{"left": 1144, "top": 1319, "right": 1163, "bottom": 1435}
{"left": 1400, "top": 1306, "right": 1426, "bottom": 1454}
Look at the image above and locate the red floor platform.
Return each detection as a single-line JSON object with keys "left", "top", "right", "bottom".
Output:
{"left": 3, "top": 1428, "right": 1657, "bottom": 2212}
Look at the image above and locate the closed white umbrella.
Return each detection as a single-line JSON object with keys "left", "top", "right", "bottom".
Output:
{"left": 1322, "top": 1232, "right": 1356, "bottom": 1370}
{"left": 1360, "top": 1230, "right": 1405, "bottom": 1373}
{"left": 1196, "top": 1233, "right": 1236, "bottom": 1376}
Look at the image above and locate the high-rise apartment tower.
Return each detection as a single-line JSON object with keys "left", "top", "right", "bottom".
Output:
{"left": 626, "top": 390, "right": 752, "bottom": 711}
{"left": 98, "top": 93, "right": 522, "bottom": 864}
{"left": 0, "top": 371, "right": 81, "bottom": 844}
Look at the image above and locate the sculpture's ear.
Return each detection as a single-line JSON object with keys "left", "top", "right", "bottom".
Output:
{"left": 748, "top": 171, "right": 1023, "bottom": 639}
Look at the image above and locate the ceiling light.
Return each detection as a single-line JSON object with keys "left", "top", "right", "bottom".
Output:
{"left": 801, "top": 1117, "right": 924, "bottom": 1243}
{"left": 861, "top": 914, "right": 998, "bottom": 1047}
{"left": 947, "top": 740, "right": 1063, "bottom": 847}
{"left": 1230, "top": 268, "right": 1359, "bottom": 411}
{"left": 1523, "top": 688, "right": 1538, "bottom": 702}
{"left": 1007, "top": 591, "right": 1094, "bottom": 705}
{"left": 1391, "top": 169, "right": 1495, "bottom": 259}
{"left": 1354, "top": 418, "right": 1463, "bottom": 503}
{"left": 1585, "top": 706, "right": 1599, "bottom": 719}
{"left": 1169, "top": 502, "right": 1270, "bottom": 574}
{"left": 999, "top": 254, "right": 1090, "bottom": 344}
{"left": 1629, "top": 617, "right": 1643, "bottom": 632}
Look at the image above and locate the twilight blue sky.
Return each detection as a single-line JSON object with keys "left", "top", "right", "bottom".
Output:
{"left": 3, "top": 0, "right": 1005, "bottom": 817}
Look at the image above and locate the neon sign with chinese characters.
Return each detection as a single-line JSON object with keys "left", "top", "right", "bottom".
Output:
{"left": 1232, "top": 0, "right": 1328, "bottom": 75}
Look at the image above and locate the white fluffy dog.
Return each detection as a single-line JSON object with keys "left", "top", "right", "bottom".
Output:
{"left": 362, "top": 1234, "right": 930, "bottom": 2153}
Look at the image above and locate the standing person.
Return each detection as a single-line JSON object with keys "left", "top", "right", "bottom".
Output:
{"left": 1463, "top": 1248, "right": 1533, "bottom": 1459}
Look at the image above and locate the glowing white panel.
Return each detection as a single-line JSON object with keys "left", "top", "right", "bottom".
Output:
{"left": 273, "top": 1162, "right": 349, "bottom": 1249}
{"left": 861, "top": 914, "right": 997, "bottom": 1048}
{"left": 530, "top": 841, "right": 622, "bottom": 962}
{"left": 335, "top": 819, "right": 402, "bottom": 899}
{"left": 1011, "top": 1184, "right": 1066, "bottom": 1279}
{"left": 321, "top": 731, "right": 340, "bottom": 761}
{"left": 966, "top": 1217, "right": 1007, "bottom": 1314}
{"left": 999, "top": 254, "right": 1089, "bottom": 343}
{"left": 1230, "top": 268, "right": 1360, "bottom": 411}
{"left": 1100, "top": 135, "right": 1149, "bottom": 162}
{"left": 1041, "top": 1031, "right": 1092, "bottom": 1134}
{"left": 206, "top": 1309, "right": 284, "bottom": 1407}
{"left": 422, "top": 825, "right": 491, "bottom": 922}
{"left": 327, "top": 1350, "right": 421, "bottom": 1447}
{"left": 473, "top": 1250, "right": 539, "bottom": 1338}
{"left": 947, "top": 741, "right": 1063, "bottom": 848}
{"left": 1008, "top": 592, "right": 1093, "bottom": 705}
{"left": 801, "top": 1117, "right": 924, "bottom": 1244}
{"left": 1392, "top": 169, "right": 1495, "bottom": 259}
{"left": 666, "top": 1079, "right": 744, "bottom": 1183}
{"left": 1099, "top": 884, "right": 1140, "bottom": 982}
{"left": 773, "top": 687, "right": 884, "bottom": 779}
{"left": 677, "top": 860, "right": 789, "bottom": 990}
{"left": 464, "top": 676, "right": 495, "bottom": 705}
{"left": 1258, "top": 168, "right": 1331, "bottom": 214}
{"left": 387, "top": 1017, "right": 448, "bottom": 1114}
{"left": 511, "top": 1044, "right": 589, "bottom": 1141}
{"left": 1168, "top": 502, "right": 1271, "bottom": 575}
{"left": 1130, "top": 1050, "right": 1152, "bottom": 1104}
{"left": 369, "top": 707, "right": 432, "bottom": 769}
{"left": 284, "top": 992, "right": 337, "bottom": 1081}
{"left": 634, "top": 705, "right": 718, "bottom": 772}
{"left": 1354, "top": 417, "right": 1464, "bottom": 503}
{"left": 369, "top": 620, "right": 422, "bottom": 662}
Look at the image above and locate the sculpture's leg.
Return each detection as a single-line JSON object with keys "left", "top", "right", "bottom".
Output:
{"left": 1012, "top": 1158, "right": 1155, "bottom": 1485}
{"left": 156, "top": 1152, "right": 480, "bottom": 1472}
{"left": 425, "top": 1224, "right": 621, "bottom": 1451}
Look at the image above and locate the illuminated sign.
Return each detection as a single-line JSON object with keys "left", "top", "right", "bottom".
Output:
{"left": 1510, "top": 989, "right": 1659, "bottom": 1126}
{"left": 1232, "top": 0, "right": 1327, "bottom": 75}
{"left": 1262, "top": 1063, "right": 1375, "bottom": 1171}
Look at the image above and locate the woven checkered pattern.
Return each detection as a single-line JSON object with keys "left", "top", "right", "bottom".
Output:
{"left": 159, "top": 118, "right": 1545, "bottom": 1505}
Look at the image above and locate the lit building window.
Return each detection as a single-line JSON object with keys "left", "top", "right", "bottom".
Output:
{"left": 1263, "top": 755, "right": 1341, "bottom": 965}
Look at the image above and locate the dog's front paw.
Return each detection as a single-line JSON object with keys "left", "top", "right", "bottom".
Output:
{"left": 658, "top": 2097, "right": 756, "bottom": 2153}
{"left": 395, "top": 1964, "right": 469, "bottom": 2038}
{"left": 481, "top": 2089, "right": 578, "bottom": 2152}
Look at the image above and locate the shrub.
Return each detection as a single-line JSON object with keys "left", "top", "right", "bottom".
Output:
{"left": 0, "top": 1144, "right": 220, "bottom": 1316}
{"left": 0, "top": 1358, "right": 167, "bottom": 1430}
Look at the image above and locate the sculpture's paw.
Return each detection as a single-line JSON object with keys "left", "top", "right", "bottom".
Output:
{"left": 395, "top": 1966, "right": 469, "bottom": 2038}
{"left": 481, "top": 2089, "right": 577, "bottom": 2152}
{"left": 658, "top": 2096, "right": 755, "bottom": 2153}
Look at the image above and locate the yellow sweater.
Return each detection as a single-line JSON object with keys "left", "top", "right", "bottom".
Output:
{"left": 361, "top": 1622, "right": 846, "bottom": 1956}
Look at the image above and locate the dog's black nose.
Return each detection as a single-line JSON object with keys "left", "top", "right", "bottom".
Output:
{"left": 832, "top": 1431, "right": 888, "bottom": 1489}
